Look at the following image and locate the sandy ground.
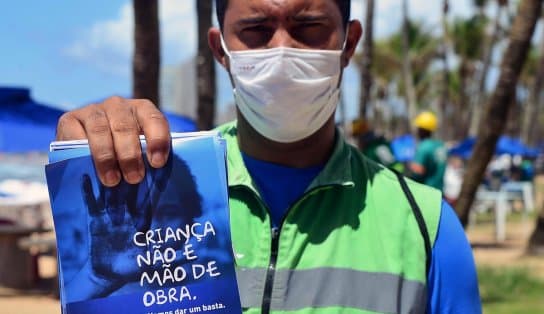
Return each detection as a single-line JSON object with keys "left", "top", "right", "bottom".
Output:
{"left": 1, "top": 218, "right": 543, "bottom": 314}
{"left": 0, "top": 256, "right": 60, "bottom": 314}
{"left": 468, "top": 216, "right": 544, "bottom": 279}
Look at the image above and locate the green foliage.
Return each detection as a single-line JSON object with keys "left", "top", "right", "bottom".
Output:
{"left": 425, "top": 68, "right": 462, "bottom": 106}
{"left": 520, "top": 43, "right": 540, "bottom": 86}
{"left": 451, "top": 15, "right": 488, "bottom": 60}
{"left": 479, "top": 266, "right": 544, "bottom": 313}
{"left": 353, "top": 0, "right": 524, "bottom": 138}
{"left": 371, "top": 20, "right": 440, "bottom": 102}
{"left": 386, "top": 20, "right": 438, "bottom": 56}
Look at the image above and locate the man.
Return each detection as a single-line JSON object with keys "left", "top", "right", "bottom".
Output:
{"left": 409, "top": 111, "right": 448, "bottom": 191}
{"left": 56, "top": 0, "right": 481, "bottom": 313}
{"left": 351, "top": 118, "right": 402, "bottom": 172}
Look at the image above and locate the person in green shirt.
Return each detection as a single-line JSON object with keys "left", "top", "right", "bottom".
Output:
{"left": 408, "top": 111, "right": 447, "bottom": 191}
{"left": 351, "top": 118, "right": 403, "bottom": 172}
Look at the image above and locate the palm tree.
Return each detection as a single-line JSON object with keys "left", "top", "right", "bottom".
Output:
{"left": 132, "top": 0, "right": 161, "bottom": 108}
{"left": 401, "top": 0, "right": 418, "bottom": 125}
{"left": 359, "top": 0, "right": 375, "bottom": 119}
{"left": 469, "top": 0, "right": 509, "bottom": 137}
{"left": 438, "top": 0, "right": 451, "bottom": 140}
{"left": 521, "top": 22, "right": 544, "bottom": 145}
{"left": 455, "top": 0, "right": 542, "bottom": 227}
{"left": 372, "top": 21, "right": 440, "bottom": 115}
{"left": 196, "top": 0, "right": 216, "bottom": 130}
{"left": 450, "top": 15, "right": 487, "bottom": 139}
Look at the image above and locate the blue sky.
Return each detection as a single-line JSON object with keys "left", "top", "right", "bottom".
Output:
{"left": 1, "top": 1, "right": 130, "bottom": 108}
{"left": 1, "top": 0, "right": 473, "bottom": 119}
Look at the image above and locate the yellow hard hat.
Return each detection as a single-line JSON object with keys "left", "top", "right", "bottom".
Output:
{"left": 351, "top": 118, "right": 370, "bottom": 136}
{"left": 414, "top": 111, "right": 438, "bottom": 132}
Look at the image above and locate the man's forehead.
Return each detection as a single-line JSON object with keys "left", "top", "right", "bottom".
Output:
{"left": 226, "top": 0, "right": 340, "bottom": 17}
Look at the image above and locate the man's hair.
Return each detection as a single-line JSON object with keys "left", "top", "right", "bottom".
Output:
{"left": 215, "top": 0, "right": 351, "bottom": 29}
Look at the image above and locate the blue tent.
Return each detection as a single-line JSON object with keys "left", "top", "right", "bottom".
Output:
{"left": 0, "top": 88, "right": 197, "bottom": 153}
{"left": 448, "top": 137, "right": 476, "bottom": 159}
{"left": 448, "top": 136, "right": 540, "bottom": 159}
{"left": 496, "top": 136, "right": 539, "bottom": 157}
{"left": 163, "top": 112, "right": 197, "bottom": 133}
{"left": 391, "top": 134, "right": 416, "bottom": 162}
{"left": 0, "top": 87, "right": 64, "bottom": 152}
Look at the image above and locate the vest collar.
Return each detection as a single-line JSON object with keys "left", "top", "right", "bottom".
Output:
{"left": 218, "top": 121, "right": 355, "bottom": 191}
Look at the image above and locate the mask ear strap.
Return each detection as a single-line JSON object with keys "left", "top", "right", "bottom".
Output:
{"left": 220, "top": 35, "right": 237, "bottom": 87}
{"left": 342, "top": 25, "right": 350, "bottom": 51}
{"left": 220, "top": 35, "right": 232, "bottom": 58}
{"left": 337, "top": 26, "right": 350, "bottom": 88}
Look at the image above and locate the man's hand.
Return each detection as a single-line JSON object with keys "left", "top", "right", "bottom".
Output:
{"left": 56, "top": 97, "right": 171, "bottom": 187}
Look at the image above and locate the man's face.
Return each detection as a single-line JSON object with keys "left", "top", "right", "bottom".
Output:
{"left": 207, "top": 0, "right": 361, "bottom": 144}
{"left": 224, "top": 0, "right": 345, "bottom": 50}
{"left": 209, "top": 0, "right": 361, "bottom": 68}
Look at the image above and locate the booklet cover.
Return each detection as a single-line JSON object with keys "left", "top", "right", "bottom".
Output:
{"left": 45, "top": 133, "right": 241, "bottom": 314}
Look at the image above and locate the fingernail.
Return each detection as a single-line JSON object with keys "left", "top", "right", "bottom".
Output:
{"left": 105, "top": 170, "right": 121, "bottom": 186}
{"left": 151, "top": 152, "right": 166, "bottom": 167}
{"left": 126, "top": 169, "right": 144, "bottom": 184}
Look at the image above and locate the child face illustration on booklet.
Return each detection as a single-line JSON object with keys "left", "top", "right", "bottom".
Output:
{"left": 46, "top": 135, "right": 241, "bottom": 314}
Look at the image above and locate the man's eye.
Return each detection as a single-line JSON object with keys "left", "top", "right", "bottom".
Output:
{"left": 293, "top": 24, "right": 329, "bottom": 46}
{"left": 243, "top": 25, "right": 272, "bottom": 33}
{"left": 239, "top": 26, "right": 273, "bottom": 48}
{"left": 300, "top": 23, "right": 323, "bottom": 28}
{"left": 296, "top": 23, "right": 327, "bottom": 33}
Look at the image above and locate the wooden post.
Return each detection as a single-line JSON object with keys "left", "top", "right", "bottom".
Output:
{"left": 0, "top": 226, "right": 38, "bottom": 289}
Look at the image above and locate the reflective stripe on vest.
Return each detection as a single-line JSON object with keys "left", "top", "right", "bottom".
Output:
{"left": 236, "top": 267, "right": 427, "bottom": 313}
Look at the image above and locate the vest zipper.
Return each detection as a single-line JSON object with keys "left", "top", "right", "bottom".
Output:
{"left": 260, "top": 187, "right": 335, "bottom": 314}
{"left": 261, "top": 226, "right": 279, "bottom": 314}
{"left": 233, "top": 185, "right": 340, "bottom": 313}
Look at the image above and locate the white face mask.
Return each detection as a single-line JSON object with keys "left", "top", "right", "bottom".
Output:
{"left": 222, "top": 37, "right": 344, "bottom": 143}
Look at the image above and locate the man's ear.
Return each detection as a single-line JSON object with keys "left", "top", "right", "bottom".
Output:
{"left": 208, "top": 27, "right": 229, "bottom": 69}
{"left": 342, "top": 20, "right": 363, "bottom": 68}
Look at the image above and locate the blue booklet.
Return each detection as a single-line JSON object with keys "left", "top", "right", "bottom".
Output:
{"left": 45, "top": 132, "right": 241, "bottom": 314}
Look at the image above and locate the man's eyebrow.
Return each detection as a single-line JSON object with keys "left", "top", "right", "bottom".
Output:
{"left": 291, "top": 14, "right": 329, "bottom": 23}
{"left": 237, "top": 16, "right": 270, "bottom": 25}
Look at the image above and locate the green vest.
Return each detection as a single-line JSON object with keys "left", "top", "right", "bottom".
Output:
{"left": 218, "top": 122, "right": 442, "bottom": 314}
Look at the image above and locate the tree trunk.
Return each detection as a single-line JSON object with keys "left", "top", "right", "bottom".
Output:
{"left": 359, "top": 0, "right": 375, "bottom": 119}
{"left": 522, "top": 20, "right": 544, "bottom": 145}
{"left": 132, "top": 0, "right": 161, "bottom": 108}
{"left": 469, "top": 2, "right": 505, "bottom": 137}
{"left": 529, "top": 213, "right": 544, "bottom": 254}
{"left": 455, "top": 0, "right": 542, "bottom": 227}
{"left": 455, "top": 59, "right": 471, "bottom": 140}
{"left": 438, "top": 0, "right": 450, "bottom": 140}
{"left": 401, "top": 0, "right": 418, "bottom": 126}
{"left": 196, "top": 0, "right": 216, "bottom": 131}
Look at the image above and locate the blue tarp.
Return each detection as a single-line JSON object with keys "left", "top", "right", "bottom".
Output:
{"left": 0, "top": 87, "right": 64, "bottom": 152}
{"left": 164, "top": 112, "right": 197, "bottom": 133}
{"left": 0, "top": 87, "right": 197, "bottom": 152}
{"left": 448, "top": 136, "right": 540, "bottom": 159}
{"left": 391, "top": 134, "right": 540, "bottom": 162}
{"left": 448, "top": 137, "right": 476, "bottom": 159}
{"left": 391, "top": 134, "right": 416, "bottom": 162}
{"left": 496, "top": 136, "right": 539, "bottom": 157}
